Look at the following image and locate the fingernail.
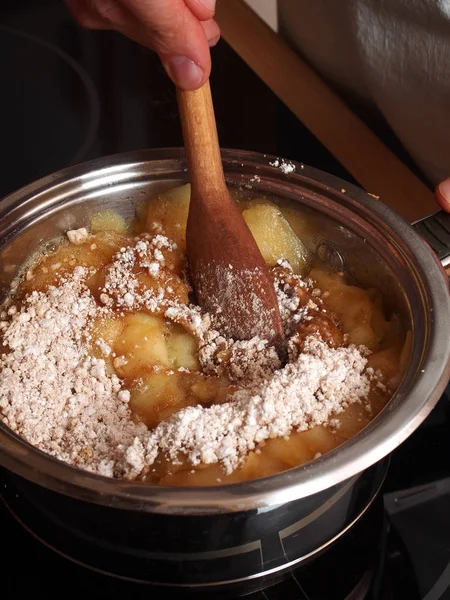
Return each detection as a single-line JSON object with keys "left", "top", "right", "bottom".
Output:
{"left": 437, "top": 179, "right": 450, "bottom": 203}
{"left": 200, "top": 0, "right": 216, "bottom": 11}
{"left": 208, "top": 34, "right": 220, "bottom": 47}
{"left": 165, "top": 56, "right": 204, "bottom": 90}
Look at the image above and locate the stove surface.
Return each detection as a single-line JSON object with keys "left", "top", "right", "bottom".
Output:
{"left": 1, "top": 2, "right": 450, "bottom": 599}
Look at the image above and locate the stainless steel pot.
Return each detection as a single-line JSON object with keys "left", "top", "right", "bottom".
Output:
{"left": 0, "top": 149, "right": 449, "bottom": 594}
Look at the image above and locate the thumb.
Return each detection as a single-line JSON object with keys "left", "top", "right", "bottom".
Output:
{"left": 120, "top": 0, "right": 217, "bottom": 90}
{"left": 435, "top": 179, "right": 450, "bottom": 213}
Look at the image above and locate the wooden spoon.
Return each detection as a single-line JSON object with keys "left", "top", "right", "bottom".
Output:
{"left": 176, "top": 80, "right": 284, "bottom": 348}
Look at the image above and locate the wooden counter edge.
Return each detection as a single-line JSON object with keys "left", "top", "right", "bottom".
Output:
{"left": 215, "top": 0, "right": 437, "bottom": 224}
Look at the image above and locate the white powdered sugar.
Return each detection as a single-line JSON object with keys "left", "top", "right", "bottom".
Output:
{"left": 0, "top": 267, "right": 147, "bottom": 478}
{"left": 66, "top": 228, "right": 89, "bottom": 245}
{"left": 100, "top": 234, "right": 176, "bottom": 311}
{"left": 136, "top": 336, "right": 369, "bottom": 475}
{"left": 269, "top": 158, "right": 296, "bottom": 175}
{"left": 0, "top": 235, "right": 374, "bottom": 480}
{"left": 198, "top": 331, "right": 281, "bottom": 384}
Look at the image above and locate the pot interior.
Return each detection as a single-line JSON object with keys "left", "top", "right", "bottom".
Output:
{"left": 0, "top": 148, "right": 448, "bottom": 512}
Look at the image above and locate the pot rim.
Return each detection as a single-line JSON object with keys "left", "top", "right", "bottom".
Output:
{"left": 0, "top": 147, "right": 449, "bottom": 514}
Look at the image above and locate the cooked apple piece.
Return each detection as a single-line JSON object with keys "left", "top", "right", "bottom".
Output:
{"left": 347, "top": 324, "right": 379, "bottom": 349}
{"left": 366, "top": 346, "right": 401, "bottom": 383}
{"left": 83, "top": 232, "right": 147, "bottom": 297}
{"left": 236, "top": 196, "right": 277, "bottom": 213}
{"left": 159, "top": 453, "right": 288, "bottom": 485}
{"left": 242, "top": 204, "right": 311, "bottom": 275}
{"left": 167, "top": 330, "right": 200, "bottom": 371}
{"left": 90, "top": 210, "right": 128, "bottom": 233}
{"left": 333, "top": 403, "right": 371, "bottom": 441}
{"left": 20, "top": 235, "right": 117, "bottom": 294}
{"left": 113, "top": 312, "right": 170, "bottom": 379}
{"left": 263, "top": 432, "right": 313, "bottom": 467}
{"left": 181, "top": 372, "right": 230, "bottom": 404}
{"left": 145, "top": 183, "right": 191, "bottom": 251}
{"left": 85, "top": 231, "right": 136, "bottom": 294}
{"left": 279, "top": 204, "right": 321, "bottom": 253}
{"left": 159, "top": 462, "right": 235, "bottom": 486}
{"left": 89, "top": 316, "right": 125, "bottom": 367}
{"left": 238, "top": 449, "right": 288, "bottom": 480}
{"left": 147, "top": 451, "right": 188, "bottom": 482}
{"left": 92, "top": 230, "right": 132, "bottom": 252}
{"left": 135, "top": 271, "right": 189, "bottom": 307}
{"left": 130, "top": 370, "right": 185, "bottom": 427}
{"left": 299, "top": 426, "right": 341, "bottom": 457}
{"left": 310, "top": 268, "right": 387, "bottom": 350}
{"left": 189, "top": 376, "right": 220, "bottom": 401}
{"left": 90, "top": 316, "right": 125, "bottom": 346}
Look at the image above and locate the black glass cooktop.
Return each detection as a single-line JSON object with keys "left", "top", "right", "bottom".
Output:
{"left": 1, "top": 2, "right": 449, "bottom": 599}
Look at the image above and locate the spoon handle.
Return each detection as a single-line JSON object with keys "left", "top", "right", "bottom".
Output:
{"left": 177, "top": 81, "right": 227, "bottom": 197}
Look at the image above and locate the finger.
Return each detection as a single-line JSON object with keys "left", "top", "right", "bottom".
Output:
{"left": 120, "top": 0, "right": 212, "bottom": 90}
{"left": 68, "top": 0, "right": 213, "bottom": 90}
{"left": 64, "top": 0, "right": 112, "bottom": 29}
{"left": 435, "top": 179, "right": 450, "bottom": 212}
{"left": 185, "top": 0, "right": 216, "bottom": 22}
{"left": 202, "top": 18, "right": 221, "bottom": 46}
{"left": 87, "top": 0, "right": 134, "bottom": 26}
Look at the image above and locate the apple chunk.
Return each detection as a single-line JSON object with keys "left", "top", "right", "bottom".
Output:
{"left": 113, "top": 312, "right": 170, "bottom": 379}
{"left": 167, "top": 330, "right": 200, "bottom": 371}
{"left": 145, "top": 183, "right": 191, "bottom": 251}
{"left": 242, "top": 204, "right": 311, "bottom": 275}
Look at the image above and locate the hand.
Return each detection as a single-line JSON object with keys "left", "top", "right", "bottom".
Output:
{"left": 436, "top": 179, "right": 450, "bottom": 212}
{"left": 64, "top": 0, "right": 220, "bottom": 90}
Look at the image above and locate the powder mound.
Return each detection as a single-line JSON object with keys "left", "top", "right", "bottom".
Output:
{"left": 100, "top": 234, "right": 179, "bottom": 311}
{"left": 0, "top": 268, "right": 146, "bottom": 478}
{"left": 198, "top": 332, "right": 281, "bottom": 384}
{"left": 136, "top": 336, "right": 369, "bottom": 475}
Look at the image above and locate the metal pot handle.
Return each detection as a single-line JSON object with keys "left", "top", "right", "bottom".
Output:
{"left": 413, "top": 211, "right": 450, "bottom": 270}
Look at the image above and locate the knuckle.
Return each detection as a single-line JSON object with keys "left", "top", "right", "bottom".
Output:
{"left": 89, "top": 0, "right": 121, "bottom": 24}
